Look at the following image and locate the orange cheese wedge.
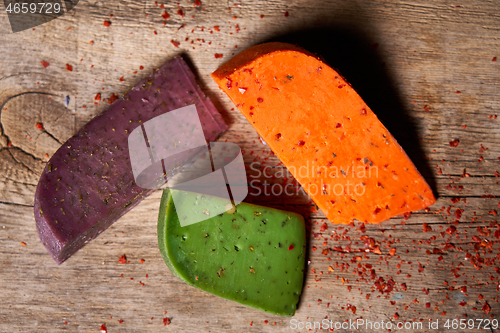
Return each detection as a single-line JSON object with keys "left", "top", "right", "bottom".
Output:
{"left": 212, "top": 42, "right": 435, "bottom": 224}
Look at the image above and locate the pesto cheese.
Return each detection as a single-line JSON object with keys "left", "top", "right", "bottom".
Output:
{"left": 157, "top": 189, "right": 306, "bottom": 317}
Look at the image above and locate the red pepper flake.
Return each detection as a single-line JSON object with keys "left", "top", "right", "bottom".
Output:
{"left": 446, "top": 226, "right": 456, "bottom": 235}
{"left": 119, "top": 76, "right": 124, "bottom": 81}
{"left": 319, "top": 222, "right": 328, "bottom": 232}
{"left": 214, "top": 53, "right": 223, "bottom": 59}
{"left": 225, "top": 77, "right": 233, "bottom": 90}
{"left": 260, "top": 14, "right": 264, "bottom": 18}
{"left": 108, "top": 93, "right": 119, "bottom": 104}
{"left": 257, "top": 97, "right": 264, "bottom": 103}
{"left": 20, "top": 242, "right": 27, "bottom": 246}
{"left": 264, "top": 320, "right": 268, "bottom": 324}
{"left": 41, "top": 61, "right": 50, "bottom": 68}
{"left": 284, "top": 11, "right": 289, "bottom": 17}
{"left": 100, "top": 324, "right": 107, "bottom": 333}
{"left": 35, "top": 123, "right": 44, "bottom": 130}
{"left": 118, "top": 254, "right": 127, "bottom": 264}
{"left": 213, "top": 25, "right": 220, "bottom": 32}
{"left": 139, "top": 65, "right": 144, "bottom": 70}
{"left": 456, "top": 90, "right": 461, "bottom": 93}
{"left": 297, "top": 140, "right": 305, "bottom": 146}
{"left": 449, "top": 139, "right": 460, "bottom": 147}
{"left": 425, "top": 302, "right": 430, "bottom": 308}
{"left": 288, "top": 244, "right": 295, "bottom": 251}
{"left": 163, "top": 317, "right": 171, "bottom": 326}
{"left": 493, "top": 57, "right": 497, "bottom": 62}
{"left": 483, "top": 302, "right": 491, "bottom": 314}
{"left": 403, "top": 212, "right": 411, "bottom": 220}
{"left": 118, "top": 319, "right": 124, "bottom": 324}
{"left": 194, "top": 0, "right": 202, "bottom": 6}
{"left": 95, "top": 93, "right": 101, "bottom": 101}
{"left": 401, "top": 283, "right": 407, "bottom": 290}
{"left": 360, "top": 108, "right": 367, "bottom": 116}
{"left": 335, "top": 123, "right": 342, "bottom": 128}
{"left": 171, "top": 40, "right": 180, "bottom": 48}
{"left": 162, "top": 10, "right": 170, "bottom": 20}
{"left": 394, "top": 313, "right": 399, "bottom": 320}
{"left": 140, "top": 259, "right": 145, "bottom": 263}
{"left": 250, "top": 322, "right": 253, "bottom": 326}
{"left": 389, "top": 248, "right": 396, "bottom": 256}
{"left": 422, "top": 223, "right": 432, "bottom": 232}
{"left": 373, "top": 207, "right": 381, "bottom": 215}
{"left": 177, "top": 8, "right": 184, "bottom": 17}
{"left": 103, "top": 20, "right": 111, "bottom": 27}
{"left": 7, "top": 141, "right": 12, "bottom": 147}
{"left": 139, "top": 281, "right": 145, "bottom": 286}
{"left": 66, "top": 64, "right": 73, "bottom": 71}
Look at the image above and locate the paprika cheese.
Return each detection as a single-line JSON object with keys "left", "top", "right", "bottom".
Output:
{"left": 212, "top": 42, "right": 435, "bottom": 224}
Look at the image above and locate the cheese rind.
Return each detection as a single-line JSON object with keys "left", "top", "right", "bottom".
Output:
{"left": 157, "top": 189, "right": 306, "bottom": 317}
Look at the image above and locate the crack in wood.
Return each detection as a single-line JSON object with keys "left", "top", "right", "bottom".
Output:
{"left": 0, "top": 72, "right": 52, "bottom": 83}
{"left": 6, "top": 149, "right": 41, "bottom": 176}
{"left": 0, "top": 201, "right": 33, "bottom": 208}
{"left": 41, "top": 128, "right": 64, "bottom": 145}
{"left": 1, "top": 177, "right": 37, "bottom": 188}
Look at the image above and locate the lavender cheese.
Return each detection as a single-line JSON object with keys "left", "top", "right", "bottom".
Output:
{"left": 34, "top": 56, "right": 228, "bottom": 264}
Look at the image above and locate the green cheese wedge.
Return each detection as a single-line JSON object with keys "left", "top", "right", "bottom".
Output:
{"left": 157, "top": 189, "right": 306, "bottom": 317}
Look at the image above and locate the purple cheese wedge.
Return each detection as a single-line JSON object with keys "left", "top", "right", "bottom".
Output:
{"left": 34, "top": 56, "right": 228, "bottom": 264}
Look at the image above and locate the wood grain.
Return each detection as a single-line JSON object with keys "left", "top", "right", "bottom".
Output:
{"left": 0, "top": 0, "right": 499, "bottom": 332}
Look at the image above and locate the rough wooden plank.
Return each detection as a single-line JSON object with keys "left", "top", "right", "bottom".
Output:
{"left": 0, "top": 0, "right": 499, "bottom": 331}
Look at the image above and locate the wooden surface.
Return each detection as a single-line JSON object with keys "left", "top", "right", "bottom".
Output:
{"left": 0, "top": 0, "right": 499, "bottom": 332}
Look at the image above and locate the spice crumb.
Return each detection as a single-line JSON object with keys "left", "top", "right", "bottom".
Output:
{"left": 118, "top": 254, "right": 127, "bottom": 264}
